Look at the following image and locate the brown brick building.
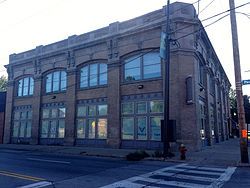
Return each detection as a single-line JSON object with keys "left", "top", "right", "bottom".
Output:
{"left": 4, "top": 2, "right": 231, "bottom": 151}
{"left": 0, "top": 91, "right": 6, "bottom": 144}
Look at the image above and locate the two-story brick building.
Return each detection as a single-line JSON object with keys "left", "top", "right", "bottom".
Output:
{"left": 4, "top": 2, "right": 231, "bottom": 151}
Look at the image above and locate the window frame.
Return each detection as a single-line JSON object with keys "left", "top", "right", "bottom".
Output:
{"left": 79, "top": 62, "right": 108, "bottom": 89}
{"left": 76, "top": 103, "right": 108, "bottom": 139}
{"left": 17, "top": 76, "right": 34, "bottom": 97}
{"left": 123, "top": 51, "right": 162, "bottom": 82}
{"left": 45, "top": 70, "right": 67, "bottom": 94}
{"left": 121, "top": 100, "right": 163, "bottom": 141}
{"left": 40, "top": 107, "right": 66, "bottom": 139}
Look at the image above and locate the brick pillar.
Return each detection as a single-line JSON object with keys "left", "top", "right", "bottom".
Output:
{"left": 3, "top": 81, "right": 14, "bottom": 144}
{"left": 64, "top": 68, "right": 76, "bottom": 146}
{"left": 30, "top": 76, "right": 42, "bottom": 145}
{"left": 107, "top": 60, "right": 121, "bottom": 148}
{"left": 204, "top": 69, "right": 212, "bottom": 146}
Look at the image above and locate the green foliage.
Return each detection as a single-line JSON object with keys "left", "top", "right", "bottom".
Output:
{"left": 0, "top": 75, "right": 7, "bottom": 91}
{"left": 126, "top": 150, "right": 149, "bottom": 161}
{"left": 152, "top": 150, "right": 164, "bottom": 158}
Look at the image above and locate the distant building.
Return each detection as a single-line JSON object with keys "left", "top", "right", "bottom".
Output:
{"left": 4, "top": 2, "right": 231, "bottom": 151}
{"left": 0, "top": 91, "right": 6, "bottom": 144}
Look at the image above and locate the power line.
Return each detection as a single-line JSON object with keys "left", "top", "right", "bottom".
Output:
{"left": 199, "top": 0, "right": 216, "bottom": 14}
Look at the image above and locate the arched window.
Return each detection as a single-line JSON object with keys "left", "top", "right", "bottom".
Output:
{"left": 80, "top": 63, "right": 107, "bottom": 88}
{"left": 124, "top": 52, "right": 161, "bottom": 81}
{"left": 17, "top": 77, "right": 34, "bottom": 96}
{"left": 45, "top": 71, "right": 67, "bottom": 93}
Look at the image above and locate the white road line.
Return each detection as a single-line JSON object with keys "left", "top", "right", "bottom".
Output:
{"left": 156, "top": 171, "right": 217, "bottom": 182}
{"left": 101, "top": 180, "right": 145, "bottom": 188}
{"left": 17, "top": 181, "right": 52, "bottom": 188}
{"left": 27, "top": 157, "right": 71, "bottom": 164}
{"left": 209, "top": 167, "right": 237, "bottom": 188}
{"left": 179, "top": 165, "right": 226, "bottom": 172}
{"left": 167, "top": 168, "right": 222, "bottom": 176}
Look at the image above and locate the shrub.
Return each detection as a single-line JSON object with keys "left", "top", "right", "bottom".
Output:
{"left": 126, "top": 150, "right": 149, "bottom": 161}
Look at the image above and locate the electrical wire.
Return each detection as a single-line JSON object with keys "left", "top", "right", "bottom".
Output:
{"left": 2, "top": 1, "right": 250, "bottom": 102}
{"left": 199, "top": 0, "right": 216, "bottom": 15}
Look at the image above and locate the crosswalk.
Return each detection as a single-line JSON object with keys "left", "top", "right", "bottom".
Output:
{"left": 101, "top": 163, "right": 236, "bottom": 188}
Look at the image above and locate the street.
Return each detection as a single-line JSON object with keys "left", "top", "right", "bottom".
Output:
{"left": 0, "top": 148, "right": 249, "bottom": 188}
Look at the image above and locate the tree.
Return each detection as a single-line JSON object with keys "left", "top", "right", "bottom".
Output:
{"left": 0, "top": 75, "right": 7, "bottom": 91}
{"left": 229, "top": 88, "right": 237, "bottom": 123}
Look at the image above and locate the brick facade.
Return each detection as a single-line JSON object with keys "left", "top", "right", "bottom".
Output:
{"left": 4, "top": 2, "right": 231, "bottom": 151}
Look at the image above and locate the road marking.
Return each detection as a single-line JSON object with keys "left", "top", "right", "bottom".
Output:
{"left": 0, "top": 170, "right": 45, "bottom": 182}
{"left": 27, "top": 157, "right": 71, "bottom": 164}
{"left": 17, "top": 181, "right": 52, "bottom": 188}
{"left": 101, "top": 163, "right": 236, "bottom": 188}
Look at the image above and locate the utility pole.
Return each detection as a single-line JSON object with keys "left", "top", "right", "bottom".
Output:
{"left": 163, "top": 0, "right": 170, "bottom": 157}
{"left": 229, "top": 0, "right": 249, "bottom": 163}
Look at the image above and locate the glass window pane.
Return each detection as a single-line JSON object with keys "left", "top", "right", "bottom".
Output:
{"left": 46, "top": 74, "right": 52, "bottom": 93}
{"left": 20, "top": 111, "right": 26, "bottom": 119}
{"left": 12, "top": 122, "right": 19, "bottom": 137}
{"left": 27, "top": 111, "right": 32, "bottom": 119}
{"left": 51, "top": 109, "right": 57, "bottom": 118}
{"left": 99, "top": 64, "right": 107, "bottom": 74}
{"left": 26, "top": 121, "right": 32, "bottom": 138}
{"left": 77, "top": 119, "right": 86, "bottom": 138}
{"left": 42, "top": 109, "right": 50, "bottom": 118}
{"left": 90, "top": 64, "right": 98, "bottom": 86}
{"left": 41, "top": 120, "right": 49, "bottom": 138}
{"left": 58, "top": 120, "right": 65, "bottom": 138}
{"left": 77, "top": 106, "right": 86, "bottom": 117}
{"left": 150, "top": 101, "right": 163, "bottom": 113}
{"left": 137, "top": 117, "right": 147, "bottom": 140}
{"left": 144, "top": 64, "right": 161, "bottom": 79}
{"left": 137, "top": 102, "right": 147, "bottom": 114}
{"left": 125, "top": 68, "right": 140, "bottom": 81}
{"left": 90, "top": 75, "right": 97, "bottom": 86}
{"left": 29, "top": 77, "right": 34, "bottom": 95}
{"left": 88, "top": 119, "right": 96, "bottom": 139}
{"left": 122, "top": 117, "right": 134, "bottom": 139}
{"left": 143, "top": 52, "right": 160, "bottom": 66}
{"left": 18, "top": 79, "right": 23, "bottom": 96}
{"left": 99, "top": 73, "right": 107, "bottom": 85}
{"left": 88, "top": 105, "right": 96, "bottom": 116}
{"left": 23, "top": 78, "right": 29, "bottom": 96}
{"left": 99, "top": 64, "right": 107, "bottom": 85}
{"left": 19, "top": 122, "right": 26, "bottom": 137}
{"left": 53, "top": 72, "right": 60, "bottom": 92}
{"left": 59, "top": 108, "right": 66, "bottom": 118}
{"left": 49, "top": 120, "right": 57, "bottom": 138}
{"left": 125, "top": 56, "right": 140, "bottom": 69}
{"left": 150, "top": 117, "right": 162, "bottom": 141}
{"left": 60, "top": 71, "right": 67, "bottom": 91}
{"left": 80, "top": 66, "right": 88, "bottom": 88}
{"left": 14, "top": 111, "right": 20, "bottom": 120}
{"left": 122, "top": 103, "right": 134, "bottom": 114}
{"left": 98, "top": 118, "right": 107, "bottom": 139}
{"left": 98, "top": 105, "right": 107, "bottom": 116}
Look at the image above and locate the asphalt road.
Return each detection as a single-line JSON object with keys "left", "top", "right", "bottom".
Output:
{"left": 0, "top": 148, "right": 170, "bottom": 188}
{"left": 0, "top": 148, "right": 249, "bottom": 188}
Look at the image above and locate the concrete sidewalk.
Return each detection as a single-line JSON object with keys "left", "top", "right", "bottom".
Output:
{"left": 0, "top": 138, "right": 248, "bottom": 167}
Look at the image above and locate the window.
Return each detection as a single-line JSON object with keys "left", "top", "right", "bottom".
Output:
{"left": 121, "top": 100, "right": 163, "bottom": 141}
{"left": 45, "top": 71, "right": 67, "bottom": 93}
{"left": 124, "top": 52, "right": 161, "bottom": 81}
{"left": 40, "top": 107, "right": 66, "bottom": 138}
{"left": 77, "top": 103, "right": 108, "bottom": 139}
{"left": 12, "top": 110, "right": 32, "bottom": 138}
{"left": 17, "top": 77, "right": 34, "bottom": 96}
{"left": 199, "top": 63, "right": 205, "bottom": 85}
{"left": 80, "top": 63, "right": 107, "bottom": 88}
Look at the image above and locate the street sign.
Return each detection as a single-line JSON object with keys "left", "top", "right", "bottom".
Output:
{"left": 242, "top": 79, "right": 250, "bottom": 85}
